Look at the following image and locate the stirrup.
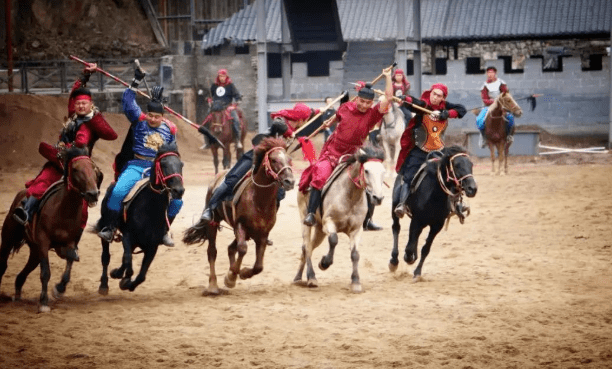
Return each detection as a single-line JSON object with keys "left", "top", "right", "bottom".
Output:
{"left": 235, "top": 140, "right": 243, "bottom": 149}
{"left": 12, "top": 208, "right": 28, "bottom": 226}
{"left": 394, "top": 203, "right": 406, "bottom": 219}
{"left": 97, "top": 227, "right": 116, "bottom": 243}
{"left": 507, "top": 135, "right": 514, "bottom": 143}
{"left": 162, "top": 233, "right": 175, "bottom": 247}
{"left": 201, "top": 208, "right": 213, "bottom": 222}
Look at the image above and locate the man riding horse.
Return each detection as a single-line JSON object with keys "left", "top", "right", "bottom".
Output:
{"left": 394, "top": 83, "right": 467, "bottom": 218}
{"left": 97, "top": 66, "right": 181, "bottom": 247}
{"left": 202, "top": 69, "right": 244, "bottom": 149}
{"left": 13, "top": 63, "right": 117, "bottom": 258}
{"left": 476, "top": 66, "right": 515, "bottom": 148}
{"left": 299, "top": 66, "right": 393, "bottom": 227}
{"left": 199, "top": 103, "right": 318, "bottom": 223}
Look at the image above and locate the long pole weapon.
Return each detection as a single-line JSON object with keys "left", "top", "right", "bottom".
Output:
{"left": 467, "top": 94, "right": 543, "bottom": 113}
{"left": 70, "top": 55, "right": 224, "bottom": 148}
{"left": 289, "top": 61, "right": 398, "bottom": 155}
{"left": 372, "top": 88, "right": 434, "bottom": 115}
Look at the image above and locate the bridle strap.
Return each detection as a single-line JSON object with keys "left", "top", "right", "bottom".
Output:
{"left": 348, "top": 158, "right": 383, "bottom": 189}
{"left": 251, "top": 146, "right": 292, "bottom": 188}
{"left": 151, "top": 152, "right": 183, "bottom": 194}
{"left": 437, "top": 153, "right": 473, "bottom": 197}
{"left": 66, "top": 155, "right": 93, "bottom": 193}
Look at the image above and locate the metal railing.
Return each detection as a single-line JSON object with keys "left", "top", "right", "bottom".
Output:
{"left": 0, "top": 58, "right": 160, "bottom": 94}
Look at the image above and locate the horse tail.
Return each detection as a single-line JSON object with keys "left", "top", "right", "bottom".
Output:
{"left": 182, "top": 220, "right": 209, "bottom": 245}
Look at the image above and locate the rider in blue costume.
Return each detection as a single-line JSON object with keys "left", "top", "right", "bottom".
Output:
{"left": 97, "top": 67, "right": 182, "bottom": 246}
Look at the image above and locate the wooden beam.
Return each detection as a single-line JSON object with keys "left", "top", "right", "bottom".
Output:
{"left": 139, "top": 0, "right": 168, "bottom": 47}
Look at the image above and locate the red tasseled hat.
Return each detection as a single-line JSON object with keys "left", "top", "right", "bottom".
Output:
{"left": 215, "top": 69, "right": 233, "bottom": 86}
{"left": 420, "top": 83, "right": 448, "bottom": 108}
{"left": 270, "top": 103, "right": 318, "bottom": 122}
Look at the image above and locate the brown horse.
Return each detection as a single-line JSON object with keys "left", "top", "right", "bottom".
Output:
{"left": 0, "top": 146, "right": 101, "bottom": 312}
{"left": 483, "top": 92, "right": 523, "bottom": 175}
{"left": 183, "top": 137, "right": 294, "bottom": 295}
{"left": 202, "top": 103, "right": 247, "bottom": 174}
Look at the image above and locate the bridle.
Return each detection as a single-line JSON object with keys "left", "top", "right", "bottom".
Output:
{"left": 66, "top": 155, "right": 94, "bottom": 195}
{"left": 150, "top": 152, "right": 183, "bottom": 194}
{"left": 348, "top": 158, "right": 383, "bottom": 190}
{"left": 251, "top": 146, "right": 293, "bottom": 188}
{"left": 490, "top": 93, "right": 521, "bottom": 119}
{"left": 437, "top": 153, "right": 473, "bottom": 197}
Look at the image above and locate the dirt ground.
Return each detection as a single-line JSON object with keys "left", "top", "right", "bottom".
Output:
{"left": 1, "top": 94, "right": 611, "bottom": 369}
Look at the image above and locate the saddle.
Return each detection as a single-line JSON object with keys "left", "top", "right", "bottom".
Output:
{"left": 121, "top": 178, "right": 150, "bottom": 222}
{"left": 25, "top": 180, "right": 64, "bottom": 237}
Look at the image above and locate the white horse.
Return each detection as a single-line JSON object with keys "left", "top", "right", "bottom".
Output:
{"left": 294, "top": 145, "right": 386, "bottom": 293}
{"left": 379, "top": 100, "right": 406, "bottom": 176}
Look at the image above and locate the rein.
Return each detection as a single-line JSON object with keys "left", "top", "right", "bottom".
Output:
{"left": 66, "top": 155, "right": 93, "bottom": 194}
{"left": 150, "top": 152, "right": 183, "bottom": 194}
{"left": 251, "top": 146, "right": 292, "bottom": 188}
{"left": 437, "top": 153, "right": 473, "bottom": 197}
{"left": 348, "top": 158, "right": 383, "bottom": 189}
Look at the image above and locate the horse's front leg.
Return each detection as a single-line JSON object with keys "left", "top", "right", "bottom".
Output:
{"left": 118, "top": 233, "right": 135, "bottom": 291}
{"left": 389, "top": 176, "right": 402, "bottom": 271}
{"left": 38, "top": 254, "right": 52, "bottom": 313}
{"left": 413, "top": 222, "right": 443, "bottom": 280}
{"left": 98, "top": 240, "right": 111, "bottom": 295}
{"left": 125, "top": 246, "right": 158, "bottom": 292}
{"left": 222, "top": 146, "right": 231, "bottom": 170}
{"left": 204, "top": 228, "right": 221, "bottom": 295}
{"left": 404, "top": 219, "right": 425, "bottom": 265}
{"left": 53, "top": 258, "right": 74, "bottom": 299}
{"left": 319, "top": 220, "right": 338, "bottom": 270}
{"left": 211, "top": 147, "right": 220, "bottom": 175}
{"left": 500, "top": 142, "right": 508, "bottom": 175}
{"left": 239, "top": 235, "right": 268, "bottom": 280}
{"left": 489, "top": 144, "right": 496, "bottom": 174}
{"left": 348, "top": 228, "right": 364, "bottom": 293}
{"left": 14, "top": 246, "right": 41, "bottom": 302}
{"left": 306, "top": 225, "right": 326, "bottom": 287}
{"left": 225, "top": 223, "right": 247, "bottom": 288}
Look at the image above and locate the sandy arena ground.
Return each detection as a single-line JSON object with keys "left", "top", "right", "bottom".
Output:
{"left": 0, "top": 94, "right": 611, "bottom": 368}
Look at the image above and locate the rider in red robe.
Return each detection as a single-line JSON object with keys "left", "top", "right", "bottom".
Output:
{"left": 299, "top": 66, "right": 393, "bottom": 227}
{"left": 393, "top": 83, "right": 467, "bottom": 218}
{"left": 13, "top": 64, "right": 118, "bottom": 233}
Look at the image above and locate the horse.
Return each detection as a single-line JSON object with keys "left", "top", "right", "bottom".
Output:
{"left": 483, "top": 91, "right": 523, "bottom": 175}
{"left": 293, "top": 145, "right": 386, "bottom": 293}
{"left": 389, "top": 146, "right": 478, "bottom": 280}
{"left": 379, "top": 100, "right": 406, "bottom": 176}
{"left": 95, "top": 142, "right": 184, "bottom": 294}
{"left": 202, "top": 102, "right": 247, "bottom": 174}
{"left": 183, "top": 137, "right": 294, "bottom": 295}
{"left": 0, "top": 146, "right": 101, "bottom": 312}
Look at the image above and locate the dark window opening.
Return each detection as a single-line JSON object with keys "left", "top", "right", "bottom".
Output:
{"left": 435, "top": 58, "right": 447, "bottom": 75}
{"left": 235, "top": 45, "right": 249, "bottom": 55}
{"left": 267, "top": 53, "right": 282, "bottom": 78}
{"left": 291, "top": 51, "right": 343, "bottom": 77}
{"left": 498, "top": 56, "right": 524, "bottom": 74}
{"left": 405, "top": 59, "right": 414, "bottom": 76}
{"left": 466, "top": 57, "right": 484, "bottom": 74}
{"left": 531, "top": 55, "right": 564, "bottom": 72}
{"left": 582, "top": 54, "right": 603, "bottom": 71}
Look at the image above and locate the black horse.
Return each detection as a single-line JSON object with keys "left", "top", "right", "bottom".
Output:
{"left": 95, "top": 142, "right": 184, "bottom": 294}
{"left": 389, "top": 146, "right": 478, "bottom": 279}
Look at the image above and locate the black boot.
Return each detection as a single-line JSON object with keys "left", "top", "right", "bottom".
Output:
{"left": 201, "top": 182, "right": 229, "bottom": 222}
{"left": 303, "top": 188, "right": 322, "bottom": 227}
{"left": 479, "top": 128, "right": 487, "bottom": 148}
{"left": 13, "top": 196, "right": 40, "bottom": 226}
{"left": 394, "top": 182, "right": 410, "bottom": 219}
{"left": 162, "top": 216, "right": 176, "bottom": 247}
{"left": 363, "top": 193, "right": 382, "bottom": 231}
{"left": 97, "top": 210, "right": 120, "bottom": 243}
{"left": 232, "top": 118, "right": 242, "bottom": 149}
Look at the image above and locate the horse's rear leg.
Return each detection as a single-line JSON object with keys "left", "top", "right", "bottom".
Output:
{"left": 293, "top": 243, "right": 307, "bottom": 283}
{"left": 204, "top": 231, "right": 221, "bottom": 295}
{"left": 489, "top": 145, "right": 496, "bottom": 174}
{"left": 53, "top": 259, "right": 74, "bottom": 299}
{"left": 404, "top": 220, "right": 425, "bottom": 265}
{"left": 225, "top": 224, "right": 247, "bottom": 288}
{"left": 122, "top": 246, "right": 158, "bottom": 292}
{"left": 0, "top": 217, "right": 25, "bottom": 295}
{"left": 14, "top": 247, "right": 41, "bottom": 301}
{"left": 99, "top": 240, "right": 111, "bottom": 295}
{"left": 413, "top": 222, "right": 443, "bottom": 280}
{"left": 348, "top": 231, "right": 364, "bottom": 293}
{"left": 117, "top": 233, "right": 134, "bottom": 290}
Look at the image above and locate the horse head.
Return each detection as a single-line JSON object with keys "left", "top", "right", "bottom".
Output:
{"left": 499, "top": 92, "right": 523, "bottom": 118}
{"left": 354, "top": 145, "right": 386, "bottom": 205}
{"left": 151, "top": 142, "right": 185, "bottom": 200}
{"left": 252, "top": 137, "right": 294, "bottom": 191}
{"left": 62, "top": 146, "right": 100, "bottom": 207}
{"left": 441, "top": 146, "right": 478, "bottom": 198}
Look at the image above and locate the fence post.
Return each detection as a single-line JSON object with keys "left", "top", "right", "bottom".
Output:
{"left": 21, "top": 63, "right": 28, "bottom": 93}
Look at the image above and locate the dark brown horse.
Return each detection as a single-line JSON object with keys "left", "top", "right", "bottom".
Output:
{"left": 202, "top": 103, "right": 247, "bottom": 174}
{"left": 0, "top": 146, "right": 101, "bottom": 312}
{"left": 183, "top": 137, "right": 294, "bottom": 295}
{"left": 483, "top": 92, "right": 523, "bottom": 175}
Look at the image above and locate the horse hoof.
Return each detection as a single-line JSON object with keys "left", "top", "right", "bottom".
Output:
{"left": 351, "top": 283, "right": 363, "bottom": 293}
{"left": 404, "top": 253, "right": 416, "bottom": 265}
{"left": 39, "top": 305, "right": 51, "bottom": 313}
{"left": 98, "top": 287, "right": 109, "bottom": 296}
{"left": 203, "top": 287, "right": 220, "bottom": 296}
{"left": 389, "top": 261, "right": 399, "bottom": 272}
{"left": 319, "top": 259, "right": 331, "bottom": 271}
{"left": 306, "top": 279, "right": 318, "bottom": 288}
{"left": 52, "top": 286, "right": 64, "bottom": 300}
{"left": 412, "top": 275, "right": 424, "bottom": 283}
{"left": 110, "top": 268, "right": 123, "bottom": 279}
{"left": 13, "top": 294, "right": 21, "bottom": 302}
{"left": 119, "top": 278, "right": 131, "bottom": 291}
{"left": 224, "top": 274, "right": 236, "bottom": 289}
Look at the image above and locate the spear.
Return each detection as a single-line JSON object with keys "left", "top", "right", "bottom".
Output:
{"left": 372, "top": 88, "right": 434, "bottom": 115}
{"left": 69, "top": 55, "right": 223, "bottom": 148}
{"left": 467, "top": 94, "right": 543, "bottom": 114}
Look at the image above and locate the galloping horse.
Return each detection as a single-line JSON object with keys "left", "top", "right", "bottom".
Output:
{"left": 390, "top": 146, "right": 477, "bottom": 280}
{"left": 379, "top": 100, "right": 406, "bottom": 176}
{"left": 202, "top": 102, "right": 247, "bottom": 174}
{"left": 483, "top": 92, "right": 523, "bottom": 175}
{"left": 293, "top": 145, "right": 386, "bottom": 293}
{"left": 96, "top": 142, "right": 184, "bottom": 294}
{"left": 0, "top": 146, "right": 101, "bottom": 312}
{"left": 183, "top": 137, "right": 294, "bottom": 295}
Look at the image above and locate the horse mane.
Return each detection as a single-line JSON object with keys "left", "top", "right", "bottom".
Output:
{"left": 440, "top": 145, "right": 468, "bottom": 167}
{"left": 156, "top": 141, "right": 180, "bottom": 158}
{"left": 252, "top": 137, "right": 287, "bottom": 174}
{"left": 62, "top": 146, "right": 89, "bottom": 178}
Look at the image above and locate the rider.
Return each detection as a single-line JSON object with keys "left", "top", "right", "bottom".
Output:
{"left": 199, "top": 102, "right": 318, "bottom": 222}
{"left": 476, "top": 66, "right": 514, "bottom": 148}
{"left": 97, "top": 67, "right": 181, "bottom": 247}
{"left": 204, "top": 69, "right": 243, "bottom": 149}
{"left": 392, "top": 68, "right": 412, "bottom": 121}
{"left": 299, "top": 66, "right": 393, "bottom": 227}
{"left": 14, "top": 63, "right": 117, "bottom": 234}
{"left": 394, "top": 83, "right": 467, "bottom": 218}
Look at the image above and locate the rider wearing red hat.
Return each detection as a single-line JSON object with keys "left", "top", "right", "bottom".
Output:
{"left": 477, "top": 66, "right": 514, "bottom": 147}
{"left": 394, "top": 83, "right": 467, "bottom": 218}
{"left": 206, "top": 69, "right": 244, "bottom": 148}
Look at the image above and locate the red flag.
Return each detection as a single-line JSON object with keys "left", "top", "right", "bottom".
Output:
{"left": 297, "top": 137, "right": 316, "bottom": 164}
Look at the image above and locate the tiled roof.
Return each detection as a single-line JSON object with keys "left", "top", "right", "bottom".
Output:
{"left": 202, "top": 0, "right": 612, "bottom": 49}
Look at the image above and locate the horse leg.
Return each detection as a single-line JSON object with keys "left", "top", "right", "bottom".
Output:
{"left": 98, "top": 240, "right": 111, "bottom": 295}
{"left": 125, "top": 246, "right": 158, "bottom": 292}
{"left": 306, "top": 226, "right": 325, "bottom": 287}
{"left": 204, "top": 230, "right": 221, "bottom": 295}
{"left": 389, "top": 175, "right": 402, "bottom": 271}
{"left": 348, "top": 229, "right": 364, "bottom": 293}
{"left": 225, "top": 224, "right": 247, "bottom": 288}
{"left": 52, "top": 258, "right": 74, "bottom": 299}
{"left": 501, "top": 141, "right": 508, "bottom": 175}
{"left": 382, "top": 139, "right": 391, "bottom": 176}
{"left": 293, "top": 243, "right": 307, "bottom": 283}
{"left": 319, "top": 221, "right": 338, "bottom": 271}
{"left": 14, "top": 246, "right": 40, "bottom": 302}
{"left": 489, "top": 144, "right": 496, "bottom": 174}
{"left": 37, "top": 255, "right": 52, "bottom": 313}
{"left": 239, "top": 236, "right": 267, "bottom": 280}
{"left": 118, "top": 233, "right": 135, "bottom": 290}
{"left": 404, "top": 220, "right": 425, "bottom": 265}
{"left": 413, "top": 222, "right": 443, "bottom": 279}
{"left": 212, "top": 147, "right": 219, "bottom": 175}
{"left": 222, "top": 146, "right": 230, "bottom": 170}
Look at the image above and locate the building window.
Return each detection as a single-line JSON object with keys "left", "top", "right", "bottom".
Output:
{"left": 235, "top": 45, "right": 250, "bottom": 55}
{"left": 267, "top": 53, "right": 282, "bottom": 78}
{"left": 582, "top": 54, "right": 603, "bottom": 71}
{"left": 435, "top": 58, "right": 447, "bottom": 75}
{"left": 498, "top": 56, "right": 524, "bottom": 74}
{"left": 405, "top": 59, "right": 414, "bottom": 76}
{"left": 466, "top": 57, "right": 483, "bottom": 74}
{"left": 531, "top": 55, "right": 564, "bottom": 72}
{"left": 291, "top": 51, "right": 343, "bottom": 77}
